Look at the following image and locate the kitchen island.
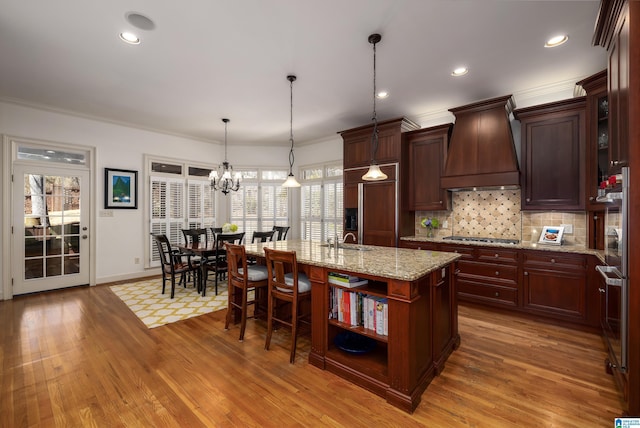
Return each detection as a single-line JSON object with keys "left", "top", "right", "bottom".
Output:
{"left": 244, "top": 239, "right": 461, "bottom": 413}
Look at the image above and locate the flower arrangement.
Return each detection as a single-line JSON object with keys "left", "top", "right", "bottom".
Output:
{"left": 222, "top": 223, "right": 238, "bottom": 233}
{"left": 420, "top": 217, "right": 439, "bottom": 229}
{"left": 420, "top": 217, "right": 439, "bottom": 237}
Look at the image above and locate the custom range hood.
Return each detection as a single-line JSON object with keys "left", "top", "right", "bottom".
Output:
{"left": 441, "top": 95, "right": 520, "bottom": 190}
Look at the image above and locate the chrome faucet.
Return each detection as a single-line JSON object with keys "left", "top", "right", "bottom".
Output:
{"left": 343, "top": 232, "right": 357, "bottom": 244}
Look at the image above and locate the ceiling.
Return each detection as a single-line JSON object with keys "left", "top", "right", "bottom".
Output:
{"left": 0, "top": 0, "right": 606, "bottom": 146}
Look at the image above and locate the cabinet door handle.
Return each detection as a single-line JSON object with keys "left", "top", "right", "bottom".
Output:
{"left": 495, "top": 271, "right": 500, "bottom": 276}
{"left": 524, "top": 271, "right": 529, "bottom": 276}
{"left": 589, "top": 196, "right": 594, "bottom": 201}
{"left": 526, "top": 198, "right": 531, "bottom": 202}
{"left": 439, "top": 200, "right": 443, "bottom": 204}
{"left": 611, "top": 160, "right": 619, "bottom": 166}
{"left": 495, "top": 292, "right": 500, "bottom": 297}
{"left": 599, "top": 288, "right": 605, "bottom": 293}
{"left": 551, "top": 258, "right": 556, "bottom": 263}
{"left": 495, "top": 253, "right": 499, "bottom": 258}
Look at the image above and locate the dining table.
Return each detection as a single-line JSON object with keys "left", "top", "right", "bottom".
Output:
{"left": 177, "top": 242, "right": 222, "bottom": 296}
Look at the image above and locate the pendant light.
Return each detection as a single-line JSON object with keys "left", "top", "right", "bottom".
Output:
{"left": 362, "top": 33, "right": 388, "bottom": 181}
{"left": 209, "top": 118, "right": 241, "bottom": 194}
{"left": 282, "top": 74, "right": 301, "bottom": 188}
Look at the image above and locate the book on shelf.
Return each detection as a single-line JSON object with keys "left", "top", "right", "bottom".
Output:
{"left": 328, "top": 272, "right": 369, "bottom": 288}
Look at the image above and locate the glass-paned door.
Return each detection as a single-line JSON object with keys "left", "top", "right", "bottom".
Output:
{"left": 12, "top": 165, "right": 90, "bottom": 294}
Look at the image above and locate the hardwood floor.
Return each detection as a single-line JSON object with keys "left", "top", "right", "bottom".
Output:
{"left": 0, "top": 283, "right": 624, "bottom": 427}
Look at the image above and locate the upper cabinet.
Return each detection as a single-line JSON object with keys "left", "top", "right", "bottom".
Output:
{"left": 594, "top": 0, "right": 630, "bottom": 175}
{"left": 403, "top": 124, "right": 452, "bottom": 211}
{"left": 576, "top": 70, "right": 609, "bottom": 209}
{"left": 341, "top": 117, "right": 418, "bottom": 169}
{"left": 514, "top": 97, "right": 587, "bottom": 211}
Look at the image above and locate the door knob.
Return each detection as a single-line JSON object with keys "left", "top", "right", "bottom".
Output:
{"left": 82, "top": 226, "right": 88, "bottom": 231}
{"left": 82, "top": 235, "right": 88, "bottom": 239}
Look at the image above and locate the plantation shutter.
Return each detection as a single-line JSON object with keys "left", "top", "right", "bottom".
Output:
{"left": 324, "top": 181, "right": 343, "bottom": 240}
{"left": 187, "top": 179, "right": 216, "bottom": 235}
{"left": 149, "top": 176, "right": 185, "bottom": 267}
{"left": 301, "top": 183, "right": 322, "bottom": 241}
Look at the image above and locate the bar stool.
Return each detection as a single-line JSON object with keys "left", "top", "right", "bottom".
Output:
{"left": 225, "top": 243, "right": 269, "bottom": 341}
{"left": 263, "top": 247, "right": 311, "bottom": 363}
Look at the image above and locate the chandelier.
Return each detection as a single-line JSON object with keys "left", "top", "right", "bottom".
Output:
{"left": 282, "top": 74, "right": 301, "bottom": 188}
{"left": 209, "top": 118, "right": 241, "bottom": 194}
{"left": 362, "top": 33, "right": 388, "bottom": 181}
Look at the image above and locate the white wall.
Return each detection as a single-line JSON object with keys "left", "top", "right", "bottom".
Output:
{"left": 1, "top": 101, "right": 327, "bottom": 290}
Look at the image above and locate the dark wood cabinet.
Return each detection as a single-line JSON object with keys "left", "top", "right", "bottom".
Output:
{"left": 341, "top": 118, "right": 418, "bottom": 247}
{"left": 341, "top": 117, "right": 418, "bottom": 169}
{"left": 593, "top": 0, "right": 639, "bottom": 414}
{"left": 401, "top": 239, "right": 601, "bottom": 328}
{"left": 576, "top": 70, "right": 608, "bottom": 250}
{"left": 514, "top": 97, "right": 587, "bottom": 211}
{"left": 403, "top": 124, "right": 452, "bottom": 211}
{"left": 602, "top": 2, "right": 630, "bottom": 175}
{"left": 577, "top": 70, "right": 609, "bottom": 208}
{"left": 455, "top": 247, "right": 520, "bottom": 308}
{"left": 522, "top": 251, "right": 588, "bottom": 323}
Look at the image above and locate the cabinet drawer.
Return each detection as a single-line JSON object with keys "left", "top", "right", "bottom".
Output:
{"left": 477, "top": 248, "right": 519, "bottom": 264}
{"left": 522, "top": 252, "right": 586, "bottom": 270}
{"left": 440, "top": 245, "right": 475, "bottom": 260}
{"left": 457, "top": 279, "right": 518, "bottom": 306}
{"left": 461, "top": 261, "right": 518, "bottom": 283}
{"left": 399, "top": 240, "right": 439, "bottom": 251}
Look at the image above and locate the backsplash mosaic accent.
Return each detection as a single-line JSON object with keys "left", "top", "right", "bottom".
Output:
{"left": 414, "top": 189, "right": 587, "bottom": 248}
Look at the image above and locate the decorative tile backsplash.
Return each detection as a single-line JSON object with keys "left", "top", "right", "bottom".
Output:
{"left": 414, "top": 189, "right": 587, "bottom": 247}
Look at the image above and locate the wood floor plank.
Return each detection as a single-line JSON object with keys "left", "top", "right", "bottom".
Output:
{"left": 0, "top": 283, "right": 625, "bottom": 427}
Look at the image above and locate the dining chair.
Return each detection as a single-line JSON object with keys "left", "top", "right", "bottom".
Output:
{"left": 210, "top": 227, "right": 223, "bottom": 238}
{"left": 203, "top": 232, "right": 245, "bottom": 296}
{"left": 251, "top": 230, "right": 276, "bottom": 243}
{"left": 263, "top": 247, "right": 311, "bottom": 363}
{"left": 181, "top": 228, "right": 208, "bottom": 284}
{"left": 272, "top": 225, "right": 290, "bottom": 241}
{"left": 248, "top": 230, "right": 276, "bottom": 265}
{"left": 225, "top": 243, "right": 269, "bottom": 341}
{"left": 151, "top": 233, "right": 198, "bottom": 298}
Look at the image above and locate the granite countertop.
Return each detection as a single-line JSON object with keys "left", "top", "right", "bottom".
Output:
{"left": 244, "top": 239, "right": 460, "bottom": 282}
{"left": 400, "top": 235, "right": 605, "bottom": 260}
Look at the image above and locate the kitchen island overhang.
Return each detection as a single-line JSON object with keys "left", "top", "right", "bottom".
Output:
{"left": 244, "top": 240, "right": 461, "bottom": 413}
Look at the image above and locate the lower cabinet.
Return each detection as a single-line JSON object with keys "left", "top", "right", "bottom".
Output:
{"left": 456, "top": 247, "right": 520, "bottom": 308}
{"left": 522, "top": 251, "right": 588, "bottom": 322}
{"left": 400, "top": 239, "right": 599, "bottom": 327}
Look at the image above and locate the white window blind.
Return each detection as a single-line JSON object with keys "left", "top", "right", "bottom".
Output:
{"left": 187, "top": 179, "right": 216, "bottom": 238}
{"left": 149, "top": 176, "right": 215, "bottom": 266}
{"left": 300, "top": 164, "right": 343, "bottom": 242}
{"left": 229, "top": 170, "right": 289, "bottom": 242}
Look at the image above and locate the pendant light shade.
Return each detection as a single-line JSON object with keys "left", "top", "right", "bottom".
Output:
{"left": 362, "top": 33, "right": 388, "bottom": 181}
{"left": 282, "top": 74, "right": 301, "bottom": 188}
{"left": 209, "top": 118, "right": 241, "bottom": 194}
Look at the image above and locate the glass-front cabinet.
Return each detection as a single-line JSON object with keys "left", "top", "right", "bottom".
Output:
{"left": 577, "top": 70, "right": 608, "bottom": 249}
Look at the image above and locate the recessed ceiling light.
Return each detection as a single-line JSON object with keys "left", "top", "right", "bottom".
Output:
{"left": 119, "top": 32, "right": 140, "bottom": 45}
{"left": 451, "top": 67, "right": 468, "bottom": 77}
{"left": 376, "top": 91, "right": 389, "bottom": 99}
{"left": 545, "top": 35, "right": 568, "bottom": 48}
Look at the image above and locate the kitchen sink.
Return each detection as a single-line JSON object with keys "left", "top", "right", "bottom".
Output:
{"left": 319, "top": 243, "right": 372, "bottom": 251}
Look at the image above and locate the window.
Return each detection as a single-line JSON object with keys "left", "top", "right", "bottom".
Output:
{"left": 300, "top": 163, "right": 343, "bottom": 242}
{"left": 148, "top": 157, "right": 217, "bottom": 266}
{"left": 229, "top": 169, "right": 289, "bottom": 240}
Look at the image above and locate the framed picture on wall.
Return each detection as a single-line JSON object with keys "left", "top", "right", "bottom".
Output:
{"left": 105, "top": 168, "right": 138, "bottom": 209}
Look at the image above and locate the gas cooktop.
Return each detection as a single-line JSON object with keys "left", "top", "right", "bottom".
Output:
{"left": 443, "top": 236, "right": 520, "bottom": 245}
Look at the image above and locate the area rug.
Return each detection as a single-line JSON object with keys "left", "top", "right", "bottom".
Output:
{"left": 110, "top": 277, "right": 228, "bottom": 329}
